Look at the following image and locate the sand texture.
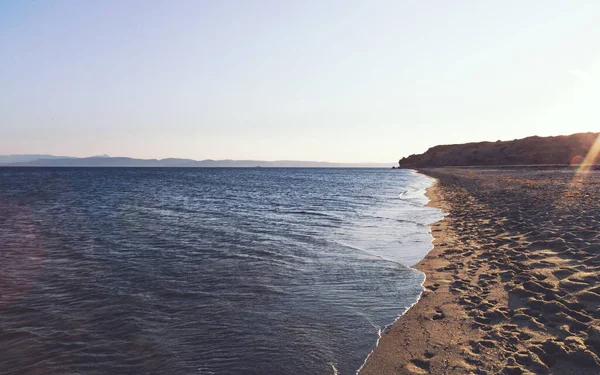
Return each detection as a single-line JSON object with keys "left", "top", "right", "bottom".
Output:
{"left": 361, "top": 167, "right": 600, "bottom": 375}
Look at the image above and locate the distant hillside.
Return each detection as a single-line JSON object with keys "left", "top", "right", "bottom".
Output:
{"left": 398, "top": 132, "right": 599, "bottom": 168}
{"left": 0, "top": 155, "right": 389, "bottom": 168}
{"left": 0, "top": 154, "right": 75, "bottom": 164}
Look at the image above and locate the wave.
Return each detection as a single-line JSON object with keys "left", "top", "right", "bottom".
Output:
{"left": 358, "top": 212, "right": 429, "bottom": 227}
{"left": 332, "top": 240, "right": 408, "bottom": 267}
{"left": 356, "top": 269, "right": 427, "bottom": 375}
{"left": 283, "top": 210, "right": 345, "bottom": 221}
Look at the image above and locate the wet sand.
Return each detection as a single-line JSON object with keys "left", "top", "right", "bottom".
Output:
{"left": 361, "top": 167, "right": 600, "bottom": 374}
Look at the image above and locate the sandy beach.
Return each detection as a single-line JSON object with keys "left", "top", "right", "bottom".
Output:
{"left": 361, "top": 167, "right": 600, "bottom": 374}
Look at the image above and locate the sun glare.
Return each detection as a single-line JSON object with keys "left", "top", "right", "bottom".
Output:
{"left": 580, "top": 133, "right": 600, "bottom": 169}
{"left": 563, "top": 133, "right": 600, "bottom": 203}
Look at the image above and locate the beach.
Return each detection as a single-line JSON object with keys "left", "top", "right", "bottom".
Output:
{"left": 361, "top": 167, "right": 600, "bottom": 374}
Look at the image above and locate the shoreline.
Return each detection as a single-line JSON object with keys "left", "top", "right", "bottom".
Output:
{"left": 359, "top": 172, "right": 462, "bottom": 375}
{"left": 356, "top": 172, "right": 445, "bottom": 374}
{"left": 360, "top": 167, "right": 600, "bottom": 374}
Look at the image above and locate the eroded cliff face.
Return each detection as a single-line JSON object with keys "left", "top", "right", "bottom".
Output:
{"left": 399, "top": 132, "right": 599, "bottom": 167}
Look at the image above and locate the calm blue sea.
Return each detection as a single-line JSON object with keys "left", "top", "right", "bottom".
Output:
{"left": 0, "top": 168, "right": 442, "bottom": 375}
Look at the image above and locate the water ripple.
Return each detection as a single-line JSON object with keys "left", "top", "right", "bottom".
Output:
{"left": 0, "top": 168, "right": 442, "bottom": 374}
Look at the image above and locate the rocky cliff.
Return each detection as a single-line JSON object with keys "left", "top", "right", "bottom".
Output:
{"left": 399, "top": 132, "right": 599, "bottom": 168}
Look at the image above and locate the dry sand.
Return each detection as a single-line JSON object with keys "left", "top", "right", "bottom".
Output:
{"left": 360, "top": 167, "right": 600, "bottom": 375}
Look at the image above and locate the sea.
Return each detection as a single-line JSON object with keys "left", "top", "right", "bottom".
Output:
{"left": 0, "top": 167, "right": 443, "bottom": 375}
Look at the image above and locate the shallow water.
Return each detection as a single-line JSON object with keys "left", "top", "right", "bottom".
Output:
{"left": 0, "top": 168, "right": 442, "bottom": 374}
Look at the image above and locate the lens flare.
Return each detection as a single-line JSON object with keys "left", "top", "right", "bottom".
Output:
{"left": 563, "top": 133, "right": 600, "bottom": 203}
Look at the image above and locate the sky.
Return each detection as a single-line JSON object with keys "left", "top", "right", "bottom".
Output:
{"left": 1, "top": 0, "right": 599, "bottom": 162}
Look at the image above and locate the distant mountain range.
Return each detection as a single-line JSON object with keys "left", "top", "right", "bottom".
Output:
{"left": 0, "top": 155, "right": 390, "bottom": 168}
{"left": 0, "top": 154, "right": 77, "bottom": 164}
{"left": 398, "top": 132, "right": 600, "bottom": 168}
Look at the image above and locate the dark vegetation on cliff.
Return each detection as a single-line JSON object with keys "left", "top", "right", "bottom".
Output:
{"left": 399, "top": 132, "right": 599, "bottom": 168}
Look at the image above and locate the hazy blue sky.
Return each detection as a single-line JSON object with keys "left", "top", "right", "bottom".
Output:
{"left": 1, "top": 1, "right": 599, "bottom": 162}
